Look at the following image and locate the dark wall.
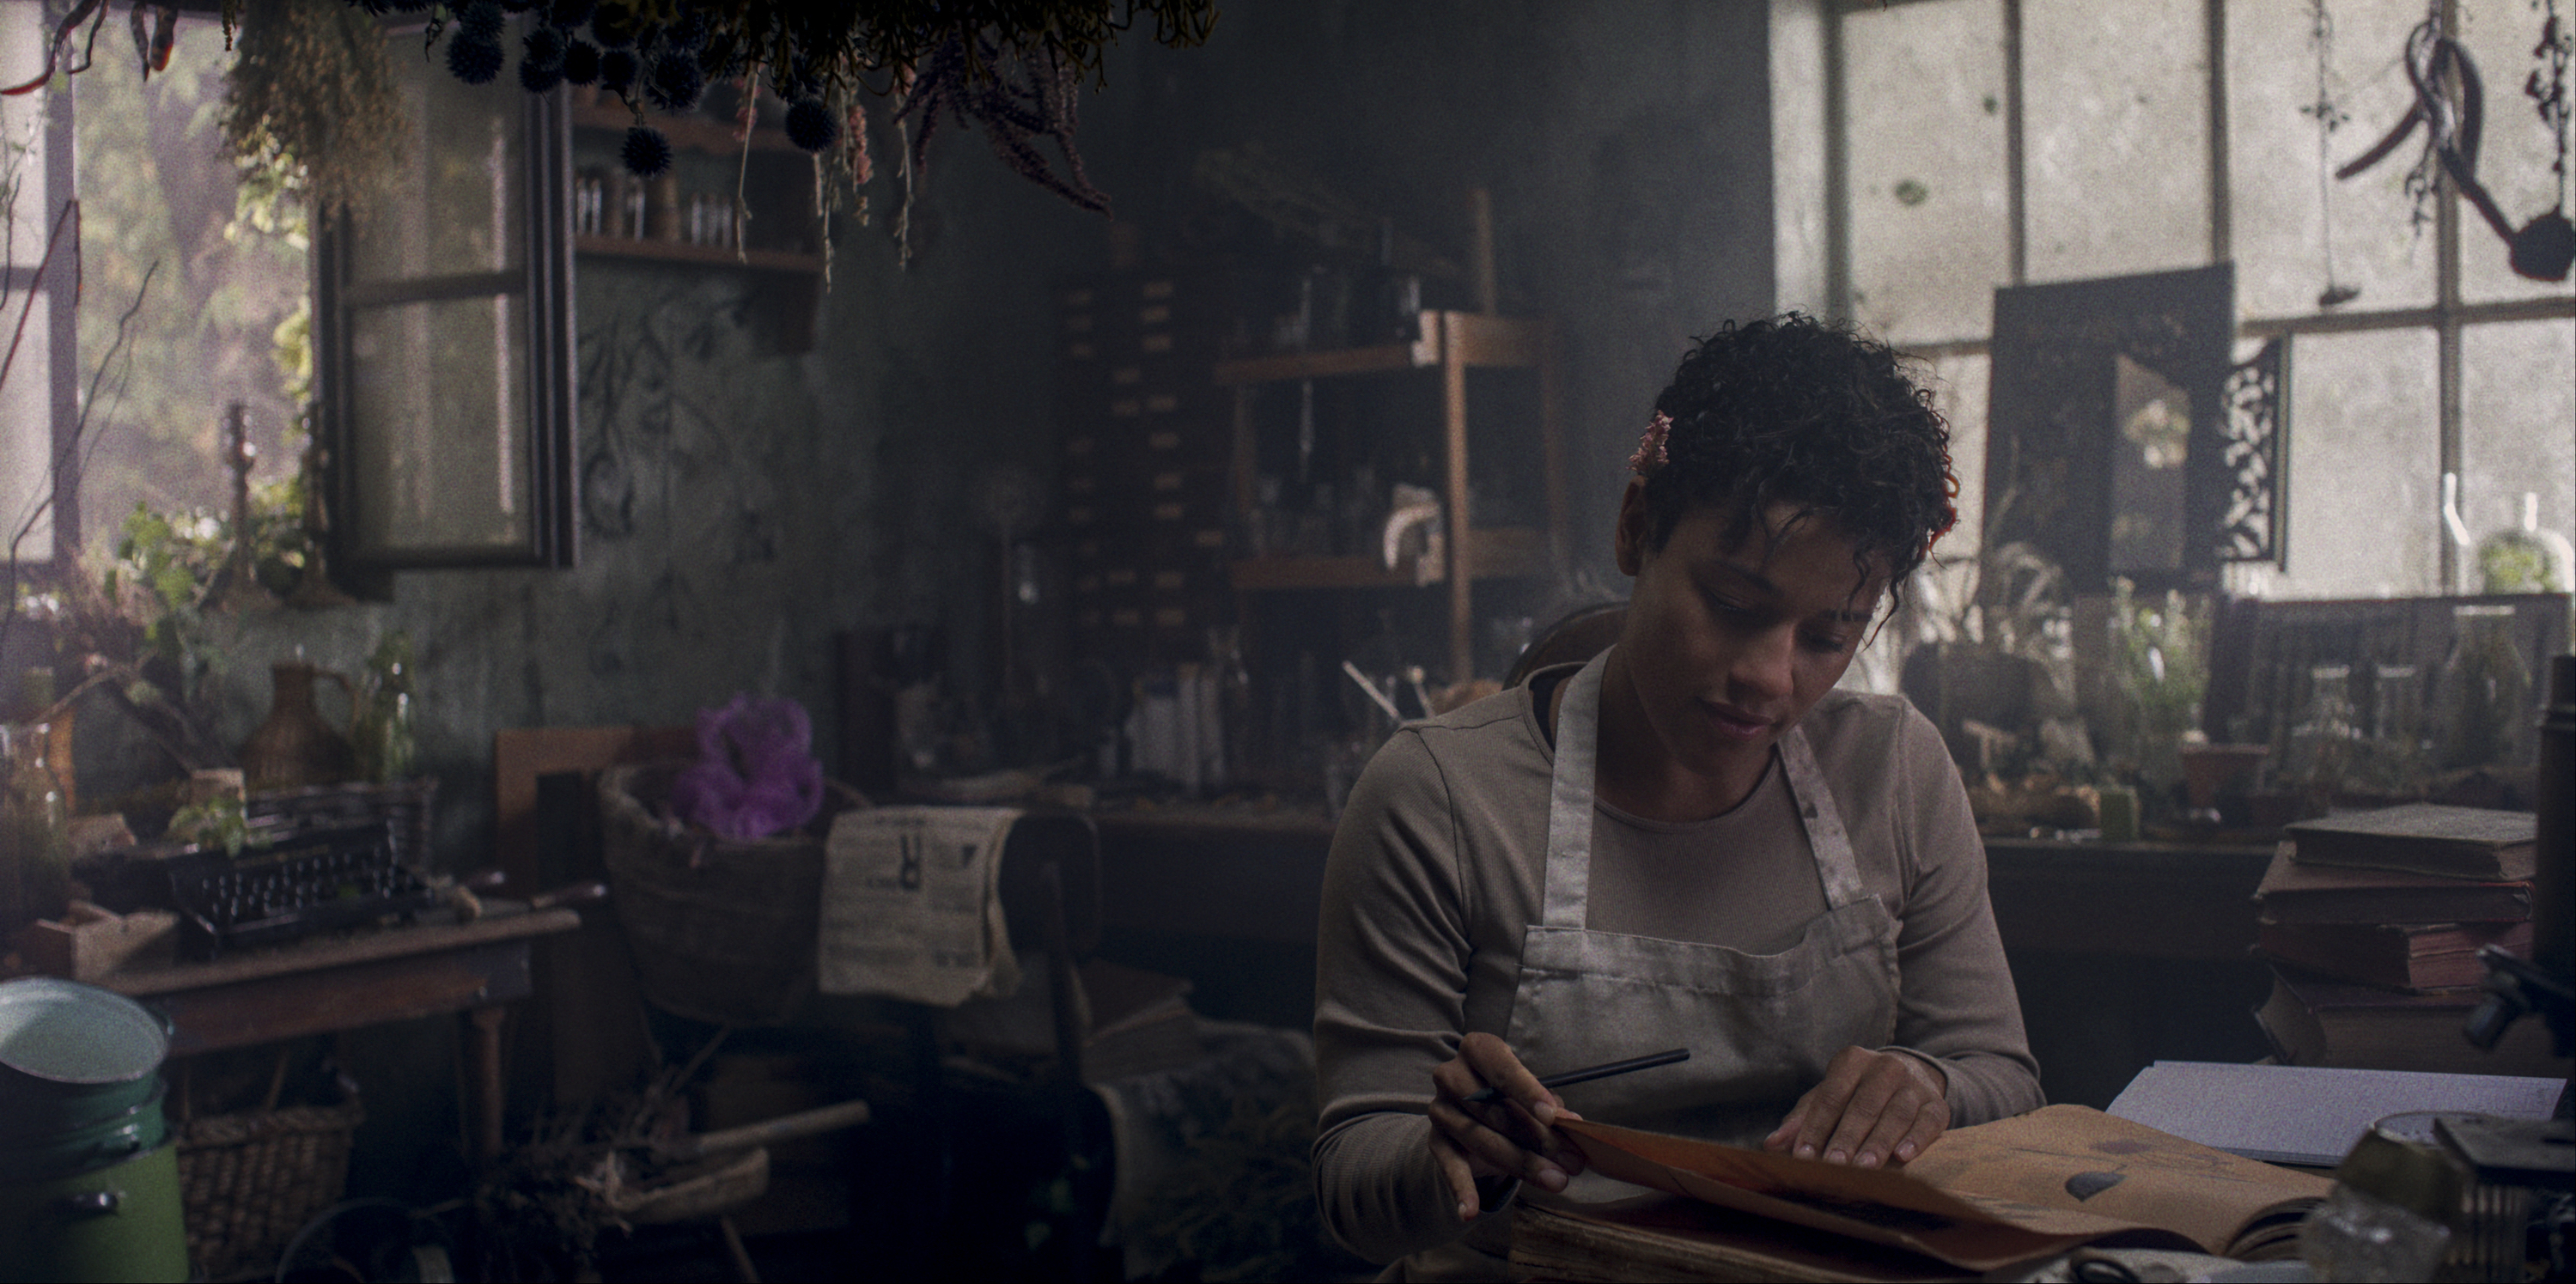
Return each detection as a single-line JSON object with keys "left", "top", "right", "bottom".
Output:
{"left": 1081, "top": 0, "right": 1781, "bottom": 586}
{"left": 187, "top": 1, "right": 1783, "bottom": 871}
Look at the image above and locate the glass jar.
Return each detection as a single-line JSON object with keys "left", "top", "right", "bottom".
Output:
{"left": 2288, "top": 663, "right": 2360, "bottom": 797}
{"left": 2437, "top": 608, "right": 2533, "bottom": 772}
{"left": 0, "top": 721, "right": 71, "bottom": 936}
{"left": 352, "top": 631, "right": 418, "bottom": 784}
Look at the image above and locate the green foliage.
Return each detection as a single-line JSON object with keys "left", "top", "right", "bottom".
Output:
{"left": 220, "top": 0, "right": 405, "bottom": 222}
{"left": 68, "top": 22, "right": 310, "bottom": 539}
{"left": 2478, "top": 528, "right": 2567, "bottom": 593}
{"left": 104, "top": 488, "right": 310, "bottom": 689}
{"left": 167, "top": 794, "right": 251, "bottom": 856}
{"left": 270, "top": 300, "right": 314, "bottom": 409}
{"left": 2110, "top": 577, "right": 2208, "bottom": 770}
{"left": 2111, "top": 580, "right": 2205, "bottom": 725}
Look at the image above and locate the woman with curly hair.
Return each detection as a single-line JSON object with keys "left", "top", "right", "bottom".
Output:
{"left": 1312, "top": 314, "right": 2043, "bottom": 1279}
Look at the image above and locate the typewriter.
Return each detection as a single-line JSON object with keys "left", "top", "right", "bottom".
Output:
{"left": 153, "top": 820, "right": 445, "bottom": 960}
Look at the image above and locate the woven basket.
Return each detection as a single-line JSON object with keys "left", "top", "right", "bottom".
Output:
{"left": 244, "top": 777, "right": 439, "bottom": 869}
{"left": 599, "top": 763, "right": 826, "bottom": 1026}
{"left": 176, "top": 1098, "right": 365, "bottom": 1281}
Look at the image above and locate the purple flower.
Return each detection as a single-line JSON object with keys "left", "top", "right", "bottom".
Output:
{"left": 621, "top": 125, "right": 673, "bottom": 177}
{"left": 448, "top": 34, "right": 506, "bottom": 85}
{"left": 599, "top": 46, "right": 639, "bottom": 93}
{"left": 644, "top": 52, "right": 705, "bottom": 112}
{"left": 784, "top": 98, "right": 837, "bottom": 152}
{"left": 523, "top": 25, "right": 564, "bottom": 67}
{"left": 562, "top": 40, "right": 600, "bottom": 85}
{"left": 457, "top": 2, "right": 505, "bottom": 42}
{"left": 670, "top": 694, "right": 825, "bottom": 841}
{"left": 520, "top": 57, "right": 564, "bottom": 93}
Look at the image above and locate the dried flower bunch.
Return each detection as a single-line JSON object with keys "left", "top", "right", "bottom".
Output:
{"left": 222, "top": 0, "right": 1218, "bottom": 213}
{"left": 221, "top": 0, "right": 407, "bottom": 222}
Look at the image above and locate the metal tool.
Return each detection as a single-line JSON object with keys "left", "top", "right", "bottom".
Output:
{"left": 1462, "top": 1048, "right": 1690, "bottom": 1105}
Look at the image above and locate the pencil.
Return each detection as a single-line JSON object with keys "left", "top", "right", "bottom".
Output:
{"left": 1460, "top": 1048, "right": 1690, "bottom": 1105}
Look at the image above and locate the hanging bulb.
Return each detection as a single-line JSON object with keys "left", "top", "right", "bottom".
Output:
{"left": 2317, "top": 283, "right": 2360, "bottom": 307}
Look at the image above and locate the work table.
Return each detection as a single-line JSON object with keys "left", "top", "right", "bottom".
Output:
{"left": 1096, "top": 804, "right": 2273, "bottom": 960}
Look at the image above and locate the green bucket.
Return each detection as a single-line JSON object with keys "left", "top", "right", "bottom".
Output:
{"left": 0, "top": 978, "right": 187, "bottom": 1282}
{"left": 0, "top": 978, "right": 171, "bottom": 1135}
{"left": 0, "top": 1140, "right": 190, "bottom": 1283}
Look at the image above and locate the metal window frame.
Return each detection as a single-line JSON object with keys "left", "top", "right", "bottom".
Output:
{"left": 314, "top": 77, "right": 578, "bottom": 573}
{"left": 1824, "top": 0, "right": 2576, "bottom": 593}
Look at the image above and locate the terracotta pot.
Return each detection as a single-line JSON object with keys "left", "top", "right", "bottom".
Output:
{"left": 2177, "top": 743, "right": 2269, "bottom": 812}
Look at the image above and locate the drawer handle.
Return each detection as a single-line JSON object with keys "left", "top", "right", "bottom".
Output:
{"left": 52, "top": 1190, "right": 120, "bottom": 1219}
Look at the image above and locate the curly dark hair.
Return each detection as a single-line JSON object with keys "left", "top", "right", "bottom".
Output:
{"left": 1636, "top": 313, "right": 1957, "bottom": 613}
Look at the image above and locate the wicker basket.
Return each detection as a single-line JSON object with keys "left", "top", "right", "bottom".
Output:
{"left": 599, "top": 763, "right": 826, "bottom": 1026}
{"left": 176, "top": 1098, "right": 366, "bottom": 1281}
{"left": 244, "top": 777, "right": 439, "bottom": 870}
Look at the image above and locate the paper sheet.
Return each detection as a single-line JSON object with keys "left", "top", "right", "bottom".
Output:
{"left": 2107, "top": 1060, "right": 2567, "bottom": 1166}
{"left": 816, "top": 805, "right": 1022, "bottom": 1006}
{"left": 1558, "top": 1104, "right": 2332, "bottom": 1271}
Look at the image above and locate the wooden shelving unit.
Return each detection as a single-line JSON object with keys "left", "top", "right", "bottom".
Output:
{"left": 569, "top": 234, "right": 821, "bottom": 273}
{"left": 1221, "top": 308, "right": 1564, "bottom": 683}
{"left": 569, "top": 103, "right": 805, "bottom": 155}
{"left": 566, "top": 100, "right": 826, "bottom": 345}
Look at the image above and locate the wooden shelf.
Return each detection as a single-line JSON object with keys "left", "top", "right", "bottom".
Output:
{"left": 1231, "top": 555, "right": 1438, "bottom": 590}
{"left": 1462, "top": 526, "right": 1554, "bottom": 578}
{"left": 1210, "top": 307, "right": 1564, "bottom": 682}
{"left": 570, "top": 103, "right": 808, "bottom": 156}
{"left": 1228, "top": 528, "right": 1551, "bottom": 592}
{"left": 1212, "top": 310, "right": 1551, "bottom": 385}
{"left": 1215, "top": 333, "right": 1437, "bottom": 385}
{"left": 573, "top": 234, "right": 822, "bottom": 272}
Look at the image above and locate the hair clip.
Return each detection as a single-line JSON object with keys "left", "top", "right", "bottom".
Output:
{"left": 1628, "top": 411, "right": 1672, "bottom": 476}
{"left": 1926, "top": 450, "right": 1962, "bottom": 554}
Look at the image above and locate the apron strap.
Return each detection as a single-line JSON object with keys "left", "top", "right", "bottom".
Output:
{"left": 1543, "top": 650, "right": 1871, "bottom": 922}
{"left": 1540, "top": 650, "right": 1611, "bottom": 929}
{"left": 1777, "top": 725, "right": 1870, "bottom": 909}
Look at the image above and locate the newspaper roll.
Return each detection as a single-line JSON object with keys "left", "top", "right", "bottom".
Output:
{"left": 817, "top": 806, "right": 1023, "bottom": 1006}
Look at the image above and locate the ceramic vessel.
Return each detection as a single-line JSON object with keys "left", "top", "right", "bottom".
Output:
{"left": 237, "top": 661, "right": 354, "bottom": 791}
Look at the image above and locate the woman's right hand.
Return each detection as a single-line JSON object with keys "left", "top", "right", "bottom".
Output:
{"left": 1427, "top": 1031, "right": 1588, "bottom": 1220}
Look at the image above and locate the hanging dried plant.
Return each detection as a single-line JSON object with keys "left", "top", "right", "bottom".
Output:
{"left": 896, "top": 33, "right": 1106, "bottom": 212}
{"left": 218, "top": 0, "right": 406, "bottom": 223}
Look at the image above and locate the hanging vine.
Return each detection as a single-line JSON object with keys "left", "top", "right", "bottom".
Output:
{"left": 219, "top": 0, "right": 1216, "bottom": 218}
{"left": 217, "top": 0, "right": 407, "bottom": 223}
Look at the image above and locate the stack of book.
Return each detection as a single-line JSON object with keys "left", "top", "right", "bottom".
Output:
{"left": 2251, "top": 803, "right": 2568, "bottom": 1078}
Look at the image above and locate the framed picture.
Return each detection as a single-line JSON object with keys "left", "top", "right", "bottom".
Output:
{"left": 1985, "top": 265, "right": 2250, "bottom": 594}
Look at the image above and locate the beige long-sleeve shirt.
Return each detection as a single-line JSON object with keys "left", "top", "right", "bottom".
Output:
{"left": 1312, "top": 672, "right": 2044, "bottom": 1268}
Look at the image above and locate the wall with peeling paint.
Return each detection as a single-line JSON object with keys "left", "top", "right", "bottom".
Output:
{"left": 125, "top": 0, "right": 1776, "bottom": 878}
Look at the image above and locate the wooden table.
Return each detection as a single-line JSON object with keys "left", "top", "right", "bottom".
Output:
{"left": 1508, "top": 1200, "right": 1960, "bottom": 1283}
{"left": 99, "top": 910, "right": 582, "bottom": 1163}
{"left": 1093, "top": 810, "right": 2281, "bottom": 1102}
{"left": 1093, "top": 806, "right": 1337, "bottom": 944}
{"left": 1982, "top": 837, "right": 2275, "bottom": 962}
{"left": 1095, "top": 806, "right": 2275, "bottom": 959}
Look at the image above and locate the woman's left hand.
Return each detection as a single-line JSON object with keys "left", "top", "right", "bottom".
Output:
{"left": 1760, "top": 1045, "right": 1949, "bottom": 1168}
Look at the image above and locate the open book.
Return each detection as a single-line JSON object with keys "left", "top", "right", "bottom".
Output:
{"left": 1551, "top": 1104, "right": 2331, "bottom": 1273}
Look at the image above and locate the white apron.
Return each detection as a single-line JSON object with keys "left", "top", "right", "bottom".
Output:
{"left": 1396, "top": 648, "right": 1905, "bottom": 1281}
{"left": 1504, "top": 648, "right": 1903, "bottom": 1142}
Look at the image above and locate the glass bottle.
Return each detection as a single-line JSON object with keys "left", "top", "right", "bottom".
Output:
{"left": 352, "top": 630, "right": 418, "bottom": 784}
{"left": 2287, "top": 664, "right": 2360, "bottom": 800}
{"left": 1, "top": 721, "right": 71, "bottom": 936}
{"left": 2437, "top": 609, "right": 2533, "bottom": 772}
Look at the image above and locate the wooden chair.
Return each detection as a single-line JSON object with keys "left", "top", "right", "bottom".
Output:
{"left": 490, "top": 725, "right": 695, "bottom": 1119}
{"left": 1507, "top": 602, "right": 1626, "bottom": 687}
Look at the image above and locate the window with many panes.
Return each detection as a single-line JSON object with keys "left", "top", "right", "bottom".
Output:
{"left": 0, "top": 3, "right": 308, "bottom": 577}
{"left": 1813, "top": 0, "right": 2573, "bottom": 600}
